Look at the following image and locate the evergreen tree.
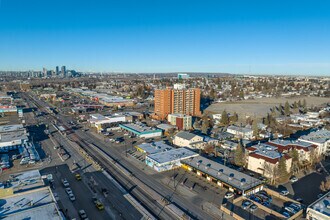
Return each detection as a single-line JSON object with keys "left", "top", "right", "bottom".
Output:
{"left": 298, "top": 100, "right": 302, "bottom": 107}
{"left": 278, "top": 157, "right": 288, "bottom": 182}
{"left": 303, "top": 99, "right": 307, "bottom": 108}
{"left": 252, "top": 120, "right": 259, "bottom": 138}
{"left": 234, "top": 143, "right": 245, "bottom": 167}
{"left": 221, "top": 110, "right": 229, "bottom": 125}
{"left": 284, "top": 101, "right": 290, "bottom": 116}
{"left": 232, "top": 112, "right": 239, "bottom": 122}
{"left": 239, "top": 90, "right": 244, "bottom": 99}
{"left": 201, "top": 117, "right": 210, "bottom": 134}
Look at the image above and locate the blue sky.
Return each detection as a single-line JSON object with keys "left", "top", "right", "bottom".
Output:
{"left": 0, "top": 0, "right": 329, "bottom": 75}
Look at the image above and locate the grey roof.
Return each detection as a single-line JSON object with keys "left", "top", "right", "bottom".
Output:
{"left": 0, "top": 124, "right": 24, "bottom": 133}
{"left": 146, "top": 148, "right": 198, "bottom": 165}
{"left": 182, "top": 156, "right": 262, "bottom": 191}
{"left": 269, "top": 139, "right": 313, "bottom": 148}
{"left": 299, "top": 129, "right": 330, "bottom": 144}
{"left": 249, "top": 143, "right": 281, "bottom": 159}
{"left": 157, "top": 123, "right": 176, "bottom": 130}
{"left": 175, "top": 131, "right": 199, "bottom": 140}
{"left": 0, "top": 187, "right": 63, "bottom": 220}
{"left": 227, "top": 125, "right": 253, "bottom": 133}
{"left": 308, "top": 190, "right": 330, "bottom": 217}
{"left": 136, "top": 141, "right": 174, "bottom": 154}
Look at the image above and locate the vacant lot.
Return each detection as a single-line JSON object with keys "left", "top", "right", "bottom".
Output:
{"left": 205, "top": 96, "right": 329, "bottom": 120}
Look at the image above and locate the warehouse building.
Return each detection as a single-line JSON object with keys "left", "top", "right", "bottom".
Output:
{"left": 119, "top": 123, "right": 162, "bottom": 139}
{"left": 181, "top": 156, "right": 263, "bottom": 196}
{"left": 145, "top": 148, "right": 198, "bottom": 172}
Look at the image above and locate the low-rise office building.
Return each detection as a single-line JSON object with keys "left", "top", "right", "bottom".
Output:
{"left": 167, "top": 113, "right": 192, "bottom": 130}
{"left": 146, "top": 148, "right": 198, "bottom": 172}
{"left": 181, "top": 156, "right": 263, "bottom": 196}
{"left": 119, "top": 123, "right": 162, "bottom": 139}
{"left": 88, "top": 113, "right": 126, "bottom": 133}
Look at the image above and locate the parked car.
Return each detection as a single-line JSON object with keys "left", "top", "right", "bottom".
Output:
{"left": 225, "top": 192, "right": 234, "bottom": 199}
{"left": 62, "top": 179, "right": 70, "bottom": 187}
{"left": 78, "top": 210, "right": 88, "bottom": 219}
{"left": 242, "top": 200, "right": 252, "bottom": 210}
{"left": 53, "top": 192, "right": 59, "bottom": 201}
{"left": 290, "top": 176, "right": 298, "bottom": 183}
{"left": 280, "top": 190, "right": 289, "bottom": 196}
{"left": 75, "top": 174, "right": 82, "bottom": 181}
{"left": 95, "top": 201, "right": 104, "bottom": 210}
{"left": 250, "top": 204, "right": 258, "bottom": 212}
{"left": 69, "top": 193, "right": 76, "bottom": 201}
{"left": 282, "top": 211, "right": 291, "bottom": 218}
{"left": 284, "top": 206, "right": 297, "bottom": 215}
{"left": 65, "top": 187, "right": 73, "bottom": 194}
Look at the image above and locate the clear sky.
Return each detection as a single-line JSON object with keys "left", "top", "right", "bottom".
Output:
{"left": 0, "top": 0, "right": 329, "bottom": 75}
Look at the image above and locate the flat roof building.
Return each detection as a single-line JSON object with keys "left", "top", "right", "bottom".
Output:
{"left": 135, "top": 141, "right": 174, "bottom": 155}
{"left": 119, "top": 123, "right": 162, "bottom": 139}
{"left": 299, "top": 129, "right": 330, "bottom": 155}
{"left": 307, "top": 190, "right": 330, "bottom": 220}
{"left": 146, "top": 148, "right": 198, "bottom": 172}
{"left": 0, "top": 187, "right": 64, "bottom": 220}
{"left": 181, "top": 156, "right": 263, "bottom": 196}
{"left": 167, "top": 113, "right": 192, "bottom": 130}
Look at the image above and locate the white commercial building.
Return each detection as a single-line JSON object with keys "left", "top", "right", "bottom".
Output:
{"left": 119, "top": 123, "right": 162, "bottom": 139}
{"left": 88, "top": 113, "right": 126, "bottom": 132}
{"left": 145, "top": 148, "right": 198, "bottom": 172}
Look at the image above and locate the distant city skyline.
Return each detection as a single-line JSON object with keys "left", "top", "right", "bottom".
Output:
{"left": 0, "top": 0, "right": 329, "bottom": 76}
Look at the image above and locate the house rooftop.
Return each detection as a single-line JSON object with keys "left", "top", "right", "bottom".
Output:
{"left": 175, "top": 131, "right": 199, "bottom": 141}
